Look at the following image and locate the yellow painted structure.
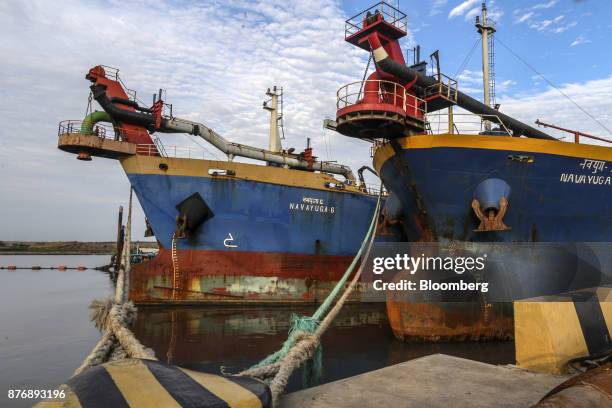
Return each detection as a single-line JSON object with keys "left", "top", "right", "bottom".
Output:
{"left": 121, "top": 155, "right": 369, "bottom": 195}
{"left": 515, "top": 288, "right": 612, "bottom": 374}
{"left": 34, "top": 358, "right": 270, "bottom": 407}
{"left": 373, "top": 134, "right": 612, "bottom": 173}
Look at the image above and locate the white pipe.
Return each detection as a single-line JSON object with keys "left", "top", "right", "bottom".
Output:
{"left": 161, "top": 117, "right": 356, "bottom": 182}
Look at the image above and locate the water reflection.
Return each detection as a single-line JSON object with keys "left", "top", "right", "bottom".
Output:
{"left": 133, "top": 304, "right": 514, "bottom": 393}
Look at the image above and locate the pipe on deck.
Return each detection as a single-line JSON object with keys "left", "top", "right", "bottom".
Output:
{"left": 368, "top": 38, "right": 555, "bottom": 140}
{"left": 161, "top": 117, "right": 356, "bottom": 182}
{"left": 90, "top": 82, "right": 355, "bottom": 182}
{"left": 80, "top": 110, "right": 113, "bottom": 134}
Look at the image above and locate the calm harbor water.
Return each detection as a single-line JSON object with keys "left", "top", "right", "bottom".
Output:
{"left": 0, "top": 254, "right": 514, "bottom": 407}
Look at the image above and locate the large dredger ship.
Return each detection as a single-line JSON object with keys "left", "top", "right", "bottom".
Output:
{"left": 331, "top": 2, "right": 612, "bottom": 341}
{"left": 58, "top": 65, "right": 384, "bottom": 304}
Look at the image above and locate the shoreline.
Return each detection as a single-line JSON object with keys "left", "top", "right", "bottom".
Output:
{"left": 0, "top": 241, "right": 158, "bottom": 255}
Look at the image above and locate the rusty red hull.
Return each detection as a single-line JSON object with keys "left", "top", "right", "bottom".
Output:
{"left": 534, "top": 363, "right": 612, "bottom": 407}
{"left": 386, "top": 298, "right": 514, "bottom": 342}
{"left": 130, "top": 248, "right": 362, "bottom": 304}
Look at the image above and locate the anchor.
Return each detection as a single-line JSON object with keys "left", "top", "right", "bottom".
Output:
{"left": 472, "top": 196, "right": 511, "bottom": 232}
{"left": 472, "top": 178, "right": 511, "bottom": 232}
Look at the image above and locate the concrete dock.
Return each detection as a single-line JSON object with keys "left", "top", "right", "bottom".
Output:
{"left": 281, "top": 354, "right": 569, "bottom": 407}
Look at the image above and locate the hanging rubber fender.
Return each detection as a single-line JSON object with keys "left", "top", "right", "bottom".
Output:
{"left": 34, "top": 359, "right": 271, "bottom": 407}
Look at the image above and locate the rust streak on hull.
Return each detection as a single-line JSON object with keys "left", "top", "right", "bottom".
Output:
{"left": 386, "top": 299, "right": 514, "bottom": 342}
{"left": 130, "top": 248, "right": 364, "bottom": 305}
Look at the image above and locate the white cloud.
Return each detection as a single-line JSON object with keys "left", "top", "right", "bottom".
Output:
{"left": 552, "top": 21, "right": 577, "bottom": 34}
{"left": 531, "top": 20, "right": 551, "bottom": 30}
{"left": 529, "top": 14, "right": 568, "bottom": 32}
{"left": 453, "top": 0, "right": 501, "bottom": 22}
{"left": 532, "top": 0, "right": 558, "bottom": 10}
{"left": 496, "top": 79, "right": 517, "bottom": 93}
{"left": 515, "top": 12, "right": 534, "bottom": 24}
{"left": 570, "top": 35, "right": 591, "bottom": 47}
{"left": 486, "top": 1, "right": 504, "bottom": 22}
{"left": 455, "top": 70, "right": 517, "bottom": 99}
{"left": 448, "top": 0, "right": 479, "bottom": 19}
{"left": 464, "top": 6, "right": 481, "bottom": 21}
{"left": 500, "top": 77, "right": 612, "bottom": 142}
{"left": 0, "top": 0, "right": 384, "bottom": 240}
{"left": 430, "top": 0, "right": 448, "bottom": 16}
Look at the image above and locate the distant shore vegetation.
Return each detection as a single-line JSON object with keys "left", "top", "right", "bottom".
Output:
{"left": 0, "top": 241, "right": 158, "bottom": 254}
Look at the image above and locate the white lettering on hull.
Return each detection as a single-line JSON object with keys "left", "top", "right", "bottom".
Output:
{"left": 560, "top": 173, "right": 612, "bottom": 186}
{"left": 558, "top": 159, "right": 611, "bottom": 187}
{"left": 289, "top": 196, "right": 336, "bottom": 215}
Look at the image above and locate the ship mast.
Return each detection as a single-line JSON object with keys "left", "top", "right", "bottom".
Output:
{"left": 475, "top": 1, "right": 496, "bottom": 131}
{"left": 263, "top": 86, "right": 283, "bottom": 153}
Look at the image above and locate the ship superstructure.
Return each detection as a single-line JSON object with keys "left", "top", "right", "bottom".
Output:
{"left": 58, "top": 65, "right": 384, "bottom": 304}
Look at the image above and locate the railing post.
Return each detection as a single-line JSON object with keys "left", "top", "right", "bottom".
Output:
{"left": 574, "top": 132, "right": 580, "bottom": 144}
{"left": 346, "top": 84, "right": 349, "bottom": 106}
{"left": 393, "top": 82, "right": 397, "bottom": 107}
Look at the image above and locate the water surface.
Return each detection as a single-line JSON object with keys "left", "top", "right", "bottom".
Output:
{"left": 0, "top": 255, "right": 112, "bottom": 408}
{"left": 0, "top": 254, "right": 514, "bottom": 407}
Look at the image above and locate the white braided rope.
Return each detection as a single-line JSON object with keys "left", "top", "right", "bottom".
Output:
{"left": 73, "top": 189, "right": 156, "bottom": 377}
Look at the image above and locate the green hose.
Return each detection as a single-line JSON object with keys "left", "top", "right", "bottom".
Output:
{"left": 80, "top": 111, "right": 112, "bottom": 135}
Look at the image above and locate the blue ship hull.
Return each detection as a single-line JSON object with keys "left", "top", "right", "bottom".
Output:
{"left": 120, "top": 155, "right": 382, "bottom": 303}
{"left": 375, "top": 134, "right": 612, "bottom": 341}
{"left": 127, "top": 174, "right": 376, "bottom": 255}
{"left": 375, "top": 135, "right": 612, "bottom": 242}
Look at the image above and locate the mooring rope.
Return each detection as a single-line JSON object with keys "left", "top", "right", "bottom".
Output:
{"left": 73, "top": 189, "right": 156, "bottom": 377}
{"left": 238, "top": 186, "right": 383, "bottom": 407}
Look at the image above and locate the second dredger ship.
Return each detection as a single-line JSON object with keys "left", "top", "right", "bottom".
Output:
{"left": 332, "top": 1, "right": 612, "bottom": 341}
{"left": 58, "top": 65, "right": 383, "bottom": 304}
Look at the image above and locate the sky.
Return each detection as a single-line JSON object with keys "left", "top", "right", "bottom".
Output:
{"left": 0, "top": 0, "right": 611, "bottom": 241}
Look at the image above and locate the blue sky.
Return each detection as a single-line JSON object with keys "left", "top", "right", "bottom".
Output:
{"left": 342, "top": 0, "right": 611, "bottom": 101}
{"left": 0, "top": 0, "right": 610, "bottom": 241}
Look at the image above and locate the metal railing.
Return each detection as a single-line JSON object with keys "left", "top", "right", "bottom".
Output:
{"left": 359, "top": 183, "right": 387, "bottom": 196}
{"left": 135, "top": 144, "right": 221, "bottom": 160}
{"left": 337, "top": 79, "right": 426, "bottom": 118}
{"left": 424, "top": 73, "right": 458, "bottom": 102}
{"left": 345, "top": 1, "right": 407, "bottom": 38}
{"left": 425, "top": 112, "right": 512, "bottom": 135}
{"left": 99, "top": 65, "right": 119, "bottom": 80}
{"left": 99, "top": 65, "right": 139, "bottom": 102}
{"left": 58, "top": 120, "right": 127, "bottom": 141}
{"left": 153, "top": 136, "right": 168, "bottom": 157}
